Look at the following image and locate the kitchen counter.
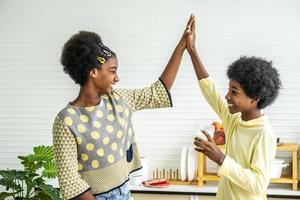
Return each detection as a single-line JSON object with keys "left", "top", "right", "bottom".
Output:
{"left": 130, "top": 183, "right": 300, "bottom": 199}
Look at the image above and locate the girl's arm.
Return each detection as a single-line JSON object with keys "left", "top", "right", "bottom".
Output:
{"left": 159, "top": 15, "right": 194, "bottom": 90}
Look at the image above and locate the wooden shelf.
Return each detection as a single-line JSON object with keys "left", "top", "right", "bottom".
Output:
{"left": 197, "top": 143, "right": 299, "bottom": 190}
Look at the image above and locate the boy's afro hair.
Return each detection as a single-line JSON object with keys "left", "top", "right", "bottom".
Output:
{"left": 227, "top": 56, "right": 281, "bottom": 109}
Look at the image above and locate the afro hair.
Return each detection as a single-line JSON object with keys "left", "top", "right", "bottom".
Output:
{"left": 60, "top": 31, "right": 115, "bottom": 86}
{"left": 227, "top": 56, "right": 281, "bottom": 109}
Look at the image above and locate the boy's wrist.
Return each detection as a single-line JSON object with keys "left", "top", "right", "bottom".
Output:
{"left": 218, "top": 154, "right": 226, "bottom": 166}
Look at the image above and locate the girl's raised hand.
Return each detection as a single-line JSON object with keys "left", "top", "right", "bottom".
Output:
{"left": 185, "top": 14, "right": 196, "bottom": 53}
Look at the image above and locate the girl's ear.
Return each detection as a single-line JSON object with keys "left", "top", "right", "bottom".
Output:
{"left": 89, "top": 68, "right": 98, "bottom": 79}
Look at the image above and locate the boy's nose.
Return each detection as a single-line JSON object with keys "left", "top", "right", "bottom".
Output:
{"left": 225, "top": 93, "right": 230, "bottom": 100}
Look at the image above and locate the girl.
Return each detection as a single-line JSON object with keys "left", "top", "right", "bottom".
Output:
{"left": 186, "top": 16, "right": 281, "bottom": 200}
{"left": 53, "top": 16, "right": 193, "bottom": 200}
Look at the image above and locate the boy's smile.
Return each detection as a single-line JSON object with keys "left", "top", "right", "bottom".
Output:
{"left": 225, "top": 79, "right": 259, "bottom": 120}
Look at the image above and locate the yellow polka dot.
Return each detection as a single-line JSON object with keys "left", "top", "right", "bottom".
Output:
{"left": 64, "top": 117, "right": 73, "bottom": 126}
{"left": 76, "top": 137, "right": 82, "bottom": 144}
{"left": 97, "top": 148, "right": 104, "bottom": 157}
{"left": 111, "top": 143, "right": 118, "bottom": 151}
{"left": 119, "top": 118, "right": 125, "bottom": 126}
{"left": 81, "top": 153, "right": 88, "bottom": 161}
{"left": 106, "top": 125, "right": 114, "bottom": 133}
{"left": 91, "top": 131, "right": 100, "bottom": 139}
{"left": 78, "top": 163, "right": 83, "bottom": 171}
{"left": 96, "top": 110, "right": 103, "bottom": 118}
{"left": 106, "top": 103, "right": 113, "bottom": 110}
{"left": 125, "top": 109, "right": 129, "bottom": 117}
{"left": 93, "top": 121, "right": 101, "bottom": 128}
{"left": 85, "top": 107, "right": 95, "bottom": 112}
{"left": 128, "top": 128, "right": 133, "bottom": 137}
{"left": 120, "top": 149, "right": 124, "bottom": 157}
{"left": 107, "top": 154, "right": 115, "bottom": 163}
{"left": 107, "top": 114, "right": 115, "bottom": 122}
{"left": 67, "top": 108, "right": 76, "bottom": 115}
{"left": 77, "top": 124, "right": 86, "bottom": 133}
{"left": 80, "top": 115, "right": 89, "bottom": 123}
{"left": 116, "top": 105, "right": 123, "bottom": 113}
{"left": 117, "top": 130, "right": 123, "bottom": 139}
{"left": 103, "top": 137, "right": 110, "bottom": 145}
{"left": 113, "top": 93, "right": 120, "bottom": 100}
{"left": 91, "top": 160, "right": 99, "bottom": 168}
{"left": 86, "top": 143, "right": 95, "bottom": 151}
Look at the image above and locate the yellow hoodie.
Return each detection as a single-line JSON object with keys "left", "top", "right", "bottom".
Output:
{"left": 199, "top": 77, "right": 276, "bottom": 200}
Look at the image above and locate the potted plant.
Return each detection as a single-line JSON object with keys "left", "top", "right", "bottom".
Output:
{"left": 0, "top": 145, "right": 61, "bottom": 200}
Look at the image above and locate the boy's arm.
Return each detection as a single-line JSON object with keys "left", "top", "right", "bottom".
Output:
{"left": 186, "top": 16, "right": 236, "bottom": 127}
{"left": 185, "top": 15, "right": 209, "bottom": 80}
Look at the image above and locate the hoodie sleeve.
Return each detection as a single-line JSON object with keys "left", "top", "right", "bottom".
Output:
{"left": 198, "top": 77, "right": 239, "bottom": 135}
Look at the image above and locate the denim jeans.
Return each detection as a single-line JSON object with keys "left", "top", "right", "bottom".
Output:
{"left": 95, "top": 182, "right": 131, "bottom": 200}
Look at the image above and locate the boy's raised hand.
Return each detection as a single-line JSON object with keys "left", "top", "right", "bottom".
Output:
{"left": 178, "top": 14, "right": 195, "bottom": 50}
{"left": 185, "top": 14, "right": 196, "bottom": 53}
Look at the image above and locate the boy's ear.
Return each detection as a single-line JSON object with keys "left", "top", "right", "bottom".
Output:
{"left": 251, "top": 97, "right": 260, "bottom": 104}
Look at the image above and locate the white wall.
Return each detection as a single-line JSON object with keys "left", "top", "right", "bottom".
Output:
{"left": 0, "top": 0, "right": 300, "bottom": 181}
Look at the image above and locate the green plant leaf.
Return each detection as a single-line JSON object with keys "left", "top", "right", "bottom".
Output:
{"left": 37, "top": 184, "right": 61, "bottom": 200}
{"left": 42, "top": 162, "right": 57, "bottom": 179}
{"left": 0, "top": 191, "right": 19, "bottom": 199}
{"left": 18, "top": 155, "right": 37, "bottom": 172}
{"left": 33, "top": 146, "right": 54, "bottom": 161}
{"left": 0, "top": 170, "right": 25, "bottom": 190}
{"left": 1, "top": 145, "right": 58, "bottom": 199}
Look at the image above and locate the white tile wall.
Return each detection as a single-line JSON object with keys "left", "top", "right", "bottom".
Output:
{"left": 0, "top": 0, "right": 300, "bottom": 180}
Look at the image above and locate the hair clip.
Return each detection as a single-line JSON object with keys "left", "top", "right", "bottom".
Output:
{"left": 103, "top": 49, "right": 112, "bottom": 57}
{"left": 97, "top": 56, "right": 106, "bottom": 64}
{"left": 98, "top": 43, "right": 112, "bottom": 57}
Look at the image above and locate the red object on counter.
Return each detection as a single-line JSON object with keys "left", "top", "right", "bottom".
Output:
{"left": 143, "top": 178, "right": 170, "bottom": 188}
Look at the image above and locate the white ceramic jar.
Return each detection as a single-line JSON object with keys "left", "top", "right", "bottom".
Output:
{"left": 270, "top": 159, "right": 289, "bottom": 179}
